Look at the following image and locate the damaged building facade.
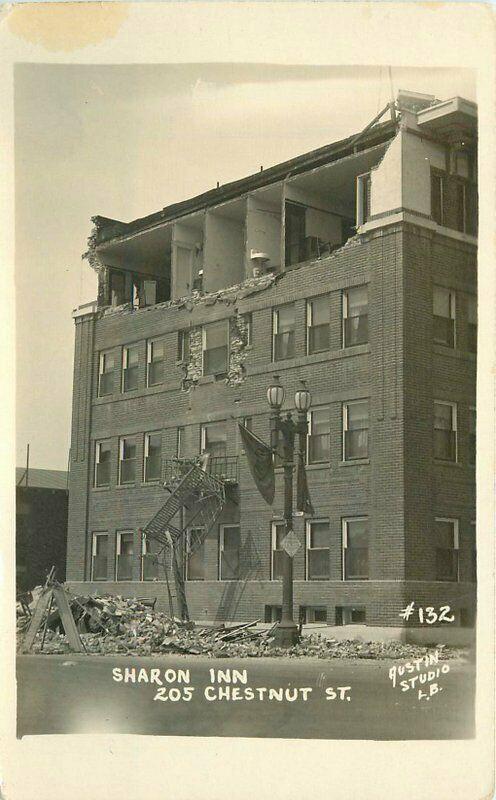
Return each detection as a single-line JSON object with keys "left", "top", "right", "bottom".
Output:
{"left": 66, "top": 91, "right": 477, "bottom": 640}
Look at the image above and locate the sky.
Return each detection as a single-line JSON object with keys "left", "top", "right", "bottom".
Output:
{"left": 15, "top": 64, "right": 476, "bottom": 470}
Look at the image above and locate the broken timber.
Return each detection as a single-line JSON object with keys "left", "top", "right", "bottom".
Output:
{"left": 21, "top": 581, "right": 85, "bottom": 654}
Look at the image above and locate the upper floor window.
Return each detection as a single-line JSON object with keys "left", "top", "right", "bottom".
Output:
{"left": 98, "top": 351, "right": 115, "bottom": 397}
{"left": 176, "top": 426, "right": 185, "bottom": 458}
{"left": 144, "top": 432, "right": 162, "bottom": 482}
{"left": 433, "top": 401, "right": 457, "bottom": 462}
{"left": 185, "top": 528, "right": 205, "bottom": 581}
{"left": 109, "top": 270, "right": 126, "bottom": 306}
{"left": 147, "top": 339, "right": 165, "bottom": 386}
{"left": 307, "top": 296, "right": 330, "bottom": 354}
{"left": 219, "top": 525, "right": 241, "bottom": 580}
{"left": 467, "top": 295, "right": 477, "bottom": 353}
{"left": 306, "top": 520, "right": 330, "bottom": 580}
{"left": 469, "top": 407, "right": 476, "bottom": 467}
{"left": 273, "top": 303, "right": 295, "bottom": 361}
{"left": 285, "top": 201, "right": 306, "bottom": 267}
{"left": 201, "top": 421, "right": 227, "bottom": 458}
{"left": 435, "top": 518, "right": 459, "bottom": 582}
{"left": 115, "top": 530, "right": 134, "bottom": 581}
{"left": 431, "top": 171, "right": 445, "bottom": 226}
{"left": 343, "top": 517, "right": 369, "bottom": 580}
{"left": 307, "top": 407, "right": 330, "bottom": 464}
{"left": 343, "top": 400, "right": 369, "bottom": 461}
{"left": 356, "top": 173, "right": 371, "bottom": 226}
{"left": 122, "top": 344, "right": 139, "bottom": 392}
{"left": 91, "top": 532, "right": 108, "bottom": 581}
{"left": 94, "top": 440, "right": 111, "bottom": 488}
{"left": 177, "top": 330, "right": 190, "bottom": 363}
{"left": 433, "top": 287, "right": 455, "bottom": 348}
{"left": 202, "top": 321, "right": 228, "bottom": 377}
{"left": 244, "top": 313, "right": 253, "bottom": 346}
{"left": 118, "top": 436, "right": 137, "bottom": 485}
{"left": 271, "top": 522, "right": 286, "bottom": 580}
{"left": 343, "top": 285, "right": 368, "bottom": 347}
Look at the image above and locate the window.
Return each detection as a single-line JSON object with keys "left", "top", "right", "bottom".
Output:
{"left": 271, "top": 522, "right": 286, "bottom": 580}
{"left": 119, "top": 436, "right": 137, "bottom": 484}
{"left": 307, "top": 408, "right": 330, "bottom": 464}
{"left": 343, "top": 285, "right": 368, "bottom": 347}
{"left": 470, "top": 520, "right": 477, "bottom": 583}
{"left": 469, "top": 407, "right": 476, "bottom": 466}
{"left": 265, "top": 605, "right": 282, "bottom": 623}
{"left": 141, "top": 534, "right": 159, "bottom": 581}
{"left": 343, "top": 517, "right": 369, "bottom": 580}
{"left": 201, "top": 421, "right": 227, "bottom": 458}
{"left": 116, "top": 531, "right": 134, "bottom": 581}
{"left": 343, "top": 400, "right": 369, "bottom": 461}
{"left": 98, "top": 351, "right": 115, "bottom": 397}
{"left": 185, "top": 528, "right": 205, "bottom": 581}
{"left": 307, "top": 296, "right": 330, "bottom": 354}
{"left": 435, "top": 518, "right": 459, "bottom": 581}
{"left": 176, "top": 426, "right": 185, "bottom": 458}
{"left": 202, "top": 321, "right": 228, "bottom": 376}
{"left": 177, "top": 330, "right": 190, "bottom": 362}
{"left": 94, "top": 441, "right": 111, "bottom": 488}
{"left": 306, "top": 520, "right": 330, "bottom": 580}
{"left": 144, "top": 432, "right": 161, "bottom": 482}
{"left": 109, "top": 269, "right": 126, "bottom": 306}
{"left": 433, "top": 287, "right": 455, "bottom": 348}
{"left": 431, "top": 171, "right": 445, "bottom": 225}
{"left": 147, "top": 339, "right": 165, "bottom": 386}
{"left": 467, "top": 295, "right": 477, "bottom": 353}
{"left": 273, "top": 304, "right": 295, "bottom": 361}
{"left": 122, "top": 344, "right": 139, "bottom": 392}
{"left": 455, "top": 181, "right": 467, "bottom": 233}
{"left": 299, "top": 606, "right": 327, "bottom": 624}
{"left": 219, "top": 525, "right": 241, "bottom": 580}
{"left": 244, "top": 313, "right": 253, "bottom": 346}
{"left": 335, "top": 606, "right": 366, "bottom": 625}
{"left": 285, "top": 201, "right": 306, "bottom": 266}
{"left": 91, "top": 532, "right": 108, "bottom": 580}
{"left": 356, "top": 172, "right": 371, "bottom": 226}
{"left": 434, "top": 401, "right": 457, "bottom": 462}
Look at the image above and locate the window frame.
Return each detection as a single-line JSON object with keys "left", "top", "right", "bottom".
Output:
{"left": 305, "top": 519, "right": 330, "bottom": 581}
{"left": 342, "top": 285, "right": 369, "bottom": 348}
{"left": 342, "top": 516, "right": 369, "bottom": 581}
{"left": 433, "top": 400, "right": 458, "bottom": 463}
{"left": 94, "top": 439, "right": 111, "bottom": 488}
{"left": 202, "top": 320, "right": 229, "bottom": 377}
{"left": 306, "top": 295, "right": 330, "bottom": 355}
{"left": 272, "top": 303, "right": 295, "bottom": 362}
{"left": 91, "top": 531, "right": 109, "bottom": 581}
{"left": 118, "top": 435, "right": 137, "bottom": 486}
{"left": 434, "top": 517, "right": 459, "bottom": 582}
{"left": 307, "top": 406, "right": 330, "bottom": 465}
{"left": 356, "top": 172, "right": 371, "bottom": 226}
{"left": 115, "top": 530, "right": 134, "bottom": 581}
{"left": 467, "top": 294, "right": 477, "bottom": 353}
{"left": 200, "top": 420, "right": 228, "bottom": 458}
{"left": 121, "top": 343, "right": 140, "bottom": 393}
{"left": 218, "top": 524, "right": 241, "bottom": 581}
{"left": 143, "top": 431, "right": 162, "bottom": 483}
{"left": 98, "top": 350, "right": 115, "bottom": 398}
{"left": 146, "top": 338, "right": 165, "bottom": 387}
{"left": 469, "top": 406, "right": 476, "bottom": 467}
{"left": 433, "top": 286, "right": 456, "bottom": 348}
{"left": 342, "top": 399, "right": 369, "bottom": 461}
{"left": 185, "top": 527, "right": 206, "bottom": 581}
{"left": 177, "top": 329, "right": 190, "bottom": 363}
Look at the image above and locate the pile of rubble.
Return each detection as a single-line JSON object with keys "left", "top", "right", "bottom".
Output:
{"left": 17, "top": 593, "right": 465, "bottom": 661}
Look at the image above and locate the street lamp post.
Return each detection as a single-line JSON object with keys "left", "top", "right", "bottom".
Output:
{"left": 267, "top": 376, "right": 312, "bottom": 648}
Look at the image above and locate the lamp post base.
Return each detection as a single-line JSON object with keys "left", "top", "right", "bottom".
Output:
{"left": 271, "top": 620, "right": 300, "bottom": 648}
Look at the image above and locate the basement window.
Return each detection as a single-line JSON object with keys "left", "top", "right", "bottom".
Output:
{"left": 202, "top": 321, "right": 228, "bottom": 377}
{"left": 335, "top": 606, "right": 366, "bottom": 625}
{"left": 300, "top": 606, "right": 327, "bottom": 624}
{"left": 264, "top": 605, "right": 282, "bottom": 623}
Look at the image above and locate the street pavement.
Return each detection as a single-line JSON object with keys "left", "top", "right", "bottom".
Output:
{"left": 16, "top": 653, "right": 475, "bottom": 739}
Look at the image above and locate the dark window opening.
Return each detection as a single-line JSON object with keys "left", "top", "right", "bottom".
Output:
{"left": 264, "top": 605, "right": 282, "bottom": 623}
{"left": 300, "top": 606, "right": 327, "bottom": 624}
{"left": 285, "top": 201, "right": 307, "bottom": 267}
{"left": 335, "top": 606, "right": 366, "bottom": 625}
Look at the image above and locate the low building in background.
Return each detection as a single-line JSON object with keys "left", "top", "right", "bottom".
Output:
{"left": 66, "top": 90, "right": 477, "bottom": 641}
{"left": 16, "top": 468, "right": 69, "bottom": 591}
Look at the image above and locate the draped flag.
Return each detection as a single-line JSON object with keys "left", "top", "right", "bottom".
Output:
{"left": 238, "top": 423, "right": 275, "bottom": 505}
{"left": 296, "top": 451, "right": 314, "bottom": 515}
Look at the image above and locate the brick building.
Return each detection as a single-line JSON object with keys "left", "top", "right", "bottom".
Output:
{"left": 66, "top": 91, "right": 477, "bottom": 640}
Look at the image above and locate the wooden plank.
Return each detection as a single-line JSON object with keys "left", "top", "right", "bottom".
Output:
{"left": 53, "top": 586, "right": 86, "bottom": 653}
{"left": 21, "top": 589, "right": 53, "bottom": 653}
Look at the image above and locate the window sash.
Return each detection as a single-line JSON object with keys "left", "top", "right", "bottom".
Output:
{"left": 119, "top": 438, "right": 137, "bottom": 484}
{"left": 144, "top": 433, "right": 161, "bottom": 481}
{"left": 91, "top": 533, "right": 108, "bottom": 580}
{"left": 343, "top": 401, "right": 369, "bottom": 460}
{"left": 122, "top": 346, "right": 139, "bottom": 391}
{"left": 342, "top": 518, "right": 369, "bottom": 580}
{"left": 98, "top": 352, "right": 114, "bottom": 396}
{"left": 271, "top": 523, "right": 286, "bottom": 580}
{"left": 201, "top": 422, "right": 227, "bottom": 457}
{"left": 95, "top": 442, "right": 111, "bottom": 487}
{"left": 219, "top": 525, "right": 241, "bottom": 580}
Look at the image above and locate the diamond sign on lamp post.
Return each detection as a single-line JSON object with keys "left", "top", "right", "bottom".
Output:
{"left": 281, "top": 530, "right": 301, "bottom": 559}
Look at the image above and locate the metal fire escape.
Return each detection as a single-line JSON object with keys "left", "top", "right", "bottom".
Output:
{"left": 142, "top": 457, "right": 235, "bottom": 621}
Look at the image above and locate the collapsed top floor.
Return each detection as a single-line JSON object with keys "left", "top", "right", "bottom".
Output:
{"left": 84, "top": 91, "right": 478, "bottom": 312}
